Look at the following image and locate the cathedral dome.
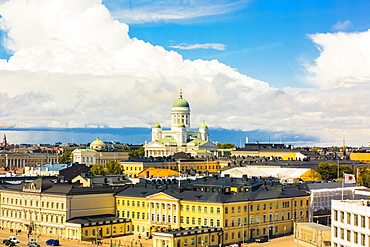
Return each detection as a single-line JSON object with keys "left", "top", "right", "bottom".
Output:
{"left": 200, "top": 121, "right": 208, "bottom": 129}
{"left": 90, "top": 137, "right": 105, "bottom": 150}
{"left": 178, "top": 122, "right": 186, "bottom": 128}
{"left": 172, "top": 90, "right": 189, "bottom": 108}
{"left": 153, "top": 120, "right": 161, "bottom": 128}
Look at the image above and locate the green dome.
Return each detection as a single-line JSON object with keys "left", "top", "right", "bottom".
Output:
{"left": 153, "top": 120, "right": 161, "bottom": 128}
{"left": 178, "top": 122, "right": 186, "bottom": 128}
{"left": 200, "top": 122, "right": 208, "bottom": 129}
{"left": 172, "top": 95, "right": 189, "bottom": 108}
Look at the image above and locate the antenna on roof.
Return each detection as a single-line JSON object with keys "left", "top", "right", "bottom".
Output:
{"left": 180, "top": 88, "right": 183, "bottom": 97}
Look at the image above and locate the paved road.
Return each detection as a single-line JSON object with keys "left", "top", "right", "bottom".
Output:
{"left": 243, "top": 235, "right": 304, "bottom": 247}
{"left": 0, "top": 230, "right": 98, "bottom": 247}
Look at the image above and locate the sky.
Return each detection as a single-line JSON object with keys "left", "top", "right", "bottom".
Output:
{"left": 0, "top": 0, "right": 369, "bottom": 146}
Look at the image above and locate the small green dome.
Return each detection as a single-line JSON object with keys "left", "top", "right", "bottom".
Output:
{"left": 178, "top": 122, "right": 186, "bottom": 128}
{"left": 172, "top": 94, "right": 189, "bottom": 108}
{"left": 153, "top": 120, "right": 161, "bottom": 128}
{"left": 200, "top": 122, "right": 208, "bottom": 129}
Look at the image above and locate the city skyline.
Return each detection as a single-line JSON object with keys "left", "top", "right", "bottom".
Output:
{"left": 0, "top": 0, "right": 369, "bottom": 146}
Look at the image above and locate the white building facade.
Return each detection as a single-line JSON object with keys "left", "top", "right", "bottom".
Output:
{"left": 145, "top": 90, "right": 218, "bottom": 157}
{"left": 331, "top": 200, "right": 370, "bottom": 247}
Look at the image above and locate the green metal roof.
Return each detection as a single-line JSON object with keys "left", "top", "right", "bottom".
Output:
{"left": 172, "top": 95, "right": 189, "bottom": 108}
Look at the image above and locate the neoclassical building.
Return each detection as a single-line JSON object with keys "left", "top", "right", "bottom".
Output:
{"left": 144, "top": 90, "right": 218, "bottom": 157}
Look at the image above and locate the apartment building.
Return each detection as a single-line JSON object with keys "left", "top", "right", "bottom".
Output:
{"left": 331, "top": 200, "right": 370, "bottom": 247}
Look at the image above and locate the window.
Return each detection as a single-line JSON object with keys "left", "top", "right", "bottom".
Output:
{"left": 231, "top": 207, "right": 234, "bottom": 213}
{"left": 244, "top": 205, "right": 247, "bottom": 212}
{"left": 361, "top": 216, "right": 365, "bottom": 227}
{"left": 137, "top": 201, "right": 140, "bottom": 207}
{"left": 192, "top": 217, "right": 195, "bottom": 225}
{"left": 204, "top": 207, "right": 208, "bottom": 213}
{"left": 225, "top": 219, "right": 228, "bottom": 227}
{"left": 275, "top": 213, "right": 279, "bottom": 221}
{"left": 210, "top": 207, "right": 214, "bottom": 214}
{"left": 250, "top": 205, "right": 253, "bottom": 211}
{"left": 217, "top": 219, "right": 220, "bottom": 227}
{"left": 256, "top": 204, "right": 260, "bottom": 210}
{"left": 192, "top": 206, "right": 195, "bottom": 212}
{"left": 269, "top": 203, "right": 272, "bottom": 209}
{"left": 269, "top": 214, "right": 273, "bottom": 222}
{"left": 275, "top": 202, "right": 279, "bottom": 209}
{"left": 263, "top": 204, "right": 266, "bottom": 210}
{"left": 143, "top": 202, "right": 146, "bottom": 207}
{"left": 354, "top": 214, "right": 358, "bottom": 226}
{"left": 198, "top": 206, "right": 201, "bottom": 213}
{"left": 198, "top": 218, "right": 201, "bottom": 225}
{"left": 238, "top": 206, "right": 241, "bottom": 213}
{"left": 204, "top": 218, "right": 207, "bottom": 225}
{"left": 249, "top": 216, "right": 253, "bottom": 224}
{"left": 210, "top": 218, "right": 214, "bottom": 226}
{"left": 217, "top": 207, "right": 220, "bottom": 214}
{"left": 225, "top": 207, "right": 228, "bottom": 214}
{"left": 186, "top": 205, "right": 190, "bottom": 212}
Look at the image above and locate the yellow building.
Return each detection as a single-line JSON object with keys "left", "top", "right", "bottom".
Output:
{"left": 294, "top": 222, "right": 331, "bottom": 247}
{"left": 0, "top": 178, "right": 127, "bottom": 240}
{"left": 72, "top": 148, "right": 128, "bottom": 166}
{"left": 349, "top": 152, "right": 370, "bottom": 163}
{"left": 152, "top": 226, "right": 223, "bottom": 247}
{"left": 115, "top": 176, "right": 310, "bottom": 246}
{"left": 120, "top": 159, "right": 224, "bottom": 177}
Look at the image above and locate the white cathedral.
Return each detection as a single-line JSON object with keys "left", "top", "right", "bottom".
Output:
{"left": 144, "top": 90, "right": 219, "bottom": 157}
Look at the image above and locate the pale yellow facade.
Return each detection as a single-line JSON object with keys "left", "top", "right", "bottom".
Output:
{"left": 120, "top": 160, "right": 223, "bottom": 177}
{"left": 72, "top": 149, "right": 128, "bottom": 166}
{"left": 0, "top": 179, "right": 116, "bottom": 240}
{"left": 0, "top": 152, "right": 57, "bottom": 168}
{"left": 116, "top": 189, "right": 310, "bottom": 245}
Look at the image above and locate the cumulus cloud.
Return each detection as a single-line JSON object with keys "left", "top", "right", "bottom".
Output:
{"left": 107, "top": 0, "right": 249, "bottom": 24}
{"left": 169, "top": 43, "right": 227, "bottom": 50}
{"left": 306, "top": 30, "right": 370, "bottom": 88}
{"left": 332, "top": 20, "right": 353, "bottom": 31}
{"left": 0, "top": 0, "right": 368, "bottom": 146}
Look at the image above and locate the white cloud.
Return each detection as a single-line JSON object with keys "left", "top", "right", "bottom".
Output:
{"left": 169, "top": 43, "right": 227, "bottom": 51}
{"left": 0, "top": 0, "right": 369, "bottom": 146}
{"left": 332, "top": 20, "right": 353, "bottom": 31}
{"left": 108, "top": 0, "right": 249, "bottom": 24}
{"left": 306, "top": 30, "right": 370, "bottom": 88}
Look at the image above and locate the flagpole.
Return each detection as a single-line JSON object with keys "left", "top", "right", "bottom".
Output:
{"left": 341, "top": 173, "right": 344, "bottom": 200}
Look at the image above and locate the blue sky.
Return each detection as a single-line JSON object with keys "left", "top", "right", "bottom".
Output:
{"left": 102, "top": 0, "right": 370, "bottom": 88}
{"left": 0, "top": 0, "right": 369, "bottom": 146}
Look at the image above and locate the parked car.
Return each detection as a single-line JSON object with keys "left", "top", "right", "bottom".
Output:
{"left": 46, "top": 239, "right": 60, "bottom": 246}
{"left": 2, "top": 239, "right": 16, "bottom": 246}
{"left": 255, "top": 236, "right": 268, "bottom": 243}
{"left": 227, "top": 243, "right": 241, "bottom": 247}
{"left": 28, "top": 241, "right": 41, "bottom": 247}
{"left": 8, "top": 236, "right": 19, "bottom": 243}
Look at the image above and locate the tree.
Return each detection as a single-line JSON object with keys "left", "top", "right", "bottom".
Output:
{"left": 357, "top": 166, "right": 370, "bottom": 187}
{"left": 58, "top": 151, "right": 72, "bottom": 164}
{"left": 104, "top": 160, "right": 122, "bottom": 175}
{"left": 216, "top": 143, "right": 236, "bottom": 149}
{"left": 316, "top": 162, "right": 353, "bottom": 181}
{"left": 129, "top": 147, "right": 145, "bottom": 159}
{"left": 90, "top": 164, "right": 104, "bottom": 175}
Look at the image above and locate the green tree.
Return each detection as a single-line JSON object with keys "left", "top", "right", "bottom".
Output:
{"left": 357, "top": 166, "right": 370, "bottom": 187}
{"left": 58, "top": 151, "right": 72, "bottom": 164}
{"left": 104, "top": 160, "right": 122, "bottom": 175}
{"left": 90, "top": 164, "right": 104, "bottom": 175}
{"left": 129, "top": 147, "right": 145, "bottom": 159}
{"left": 219, "top": 143, "right": 236, "bottom": 149}
{"left": 316, "top": 162, "right": 353, "bottom": 181}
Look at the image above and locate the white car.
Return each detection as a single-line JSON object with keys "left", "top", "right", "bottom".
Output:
{"left": 8, "top": 236, "right": 20, "bottom": 243}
